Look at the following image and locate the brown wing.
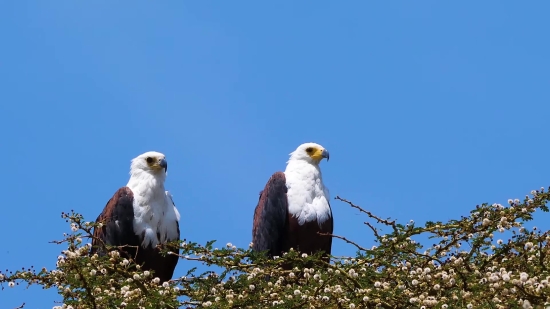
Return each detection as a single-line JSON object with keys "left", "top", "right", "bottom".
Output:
{"left": 252, "top": 172, "right": 289, "bottom": 258}
{"left": 91, "top": 187, "right": 139, "bottom": 257}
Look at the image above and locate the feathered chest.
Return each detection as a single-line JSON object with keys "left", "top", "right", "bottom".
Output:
{"left": 131, "top": 191, "right": 179, "bottom": 248}
{"left": 284, "top": 167, "right": 331, "bottom": 226}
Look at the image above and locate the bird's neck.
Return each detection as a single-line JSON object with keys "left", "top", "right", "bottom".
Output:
{"left": 284, "top": 160, "right": 323, "bottom": 181}
{"left": 126, "top": 171, "right": 166, "bottom": 203}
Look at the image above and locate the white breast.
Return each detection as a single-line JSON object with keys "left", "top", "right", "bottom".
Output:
{"left": 130, "top": 181, "right": 180, "bottom": 248}
{"left": 284, "top": 161, "right": 331, "bottom": 226}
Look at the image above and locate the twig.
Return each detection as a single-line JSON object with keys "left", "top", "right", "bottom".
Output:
{"left": 364, "top": 222, "right": 381, "bottom": 238}
{"left": 13, "top": 303, "right": 25, "bottom": 309}
{"left": 335, "top": 196, "right": 399, "bottom": 233}
{"left": 73, "top": 265, "right": 97, "bottom": 309}
{"left": 318, "top": 232, "right": 367, "bottom": 252}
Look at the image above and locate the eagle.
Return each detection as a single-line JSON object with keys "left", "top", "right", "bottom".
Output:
{"left": 91, "top": 151, "right": 181, "bottom": 283}
{"left": 252, "top": 142, "right": 333, "bottom": 265}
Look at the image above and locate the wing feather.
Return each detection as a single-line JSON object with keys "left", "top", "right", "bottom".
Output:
{"left": 252, "top": 172, "right": 289, "bottom": 258}
{"left": 91, "top": 187, "right": 139, "bottom": 258}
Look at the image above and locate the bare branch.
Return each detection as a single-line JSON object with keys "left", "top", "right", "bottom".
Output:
{"left": 335, "top": 196, "right": 399, "bottom": 233}
{"left": 318, "top": 232, "right": 367, "bottom": 252}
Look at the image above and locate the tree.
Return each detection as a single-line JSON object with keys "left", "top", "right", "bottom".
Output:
{"left": 2, "top": 187, "right": 550, "bottom": 309}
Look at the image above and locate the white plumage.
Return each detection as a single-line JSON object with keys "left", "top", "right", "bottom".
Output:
{"left": 251, "top": 142, "right": 333, "bottom": 263}
{"left": 126, "top": 151, "right": 181, "bottom": 248}
{"left": 285, "top": 143, "right": 332, "bottom": 226}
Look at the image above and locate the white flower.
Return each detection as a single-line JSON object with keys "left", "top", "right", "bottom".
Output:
{"left": 520, "top": 272, "right": 529, "bottom": 282}
{"left": 8, "top": 282, "right": 15, "bottom": 287}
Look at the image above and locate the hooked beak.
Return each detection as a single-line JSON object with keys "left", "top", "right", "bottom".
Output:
{"left": 159, "top": 158, "right": 168, "bottom": 172}
{"left": 321, "top": 149, "right": 330, "bottom": 162}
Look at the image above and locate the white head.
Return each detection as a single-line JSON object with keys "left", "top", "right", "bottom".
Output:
{"left": 129, "top": 151, "right": 168, "bottom": 179}
{"left": 288, "top": 142, "right": 330, "bottom": 165}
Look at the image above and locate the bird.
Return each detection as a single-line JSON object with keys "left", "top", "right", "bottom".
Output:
{"left": 252, "top": 142, "right": 333, "bottom": 266}
{"left": 91, "top": 151, "right": 181, "bottom": 283}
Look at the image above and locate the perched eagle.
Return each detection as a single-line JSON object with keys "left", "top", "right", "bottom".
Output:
{"left": 91, "top": 151, "right": 181, "bottom": 283}
{"left": 252, "top": 142, "right": 333, "bottom": 264}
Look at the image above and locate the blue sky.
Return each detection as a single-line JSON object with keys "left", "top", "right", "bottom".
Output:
{"left": 1, "top": 1, "right": 550, "bottom": 307}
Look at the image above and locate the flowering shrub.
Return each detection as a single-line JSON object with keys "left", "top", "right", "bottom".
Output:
{"left": 2, "top": 187, "right": 550, "bottom": 308}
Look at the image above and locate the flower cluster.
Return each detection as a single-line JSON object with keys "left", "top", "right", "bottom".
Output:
{"left": 1, "top": 188, "right": 550, "bottom": 308}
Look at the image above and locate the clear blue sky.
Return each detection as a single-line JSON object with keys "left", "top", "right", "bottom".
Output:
{"left": 1, "top": 1, "right": 549, "bottom": 307}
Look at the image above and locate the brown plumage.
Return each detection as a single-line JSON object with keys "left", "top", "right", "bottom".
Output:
{"left": 252, "top": 172, "right": 333, "bottom": 268}
{"left": 91, "top": 187, "right": 179, "bottom": 282}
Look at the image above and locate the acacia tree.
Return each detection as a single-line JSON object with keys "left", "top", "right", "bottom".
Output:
{"left": 2, "top": 187, "right": 550, "bottom": 309}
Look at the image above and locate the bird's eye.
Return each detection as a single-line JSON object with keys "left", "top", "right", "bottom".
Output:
{"left": 306, "top": 147, "right": 314, "bottom": 153}
{"left": 146, "top": 157, "right": 154, "bottom": 164}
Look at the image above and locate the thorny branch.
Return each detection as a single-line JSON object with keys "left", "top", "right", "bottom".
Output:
{"left": 318, "top": 232, "right": 367, "bottom": 252}
{"left": 335, "top": 196, "right": 399, "bottom": 234}
{"left": 1, "top": 188, "right": 550, "bottom": 308}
